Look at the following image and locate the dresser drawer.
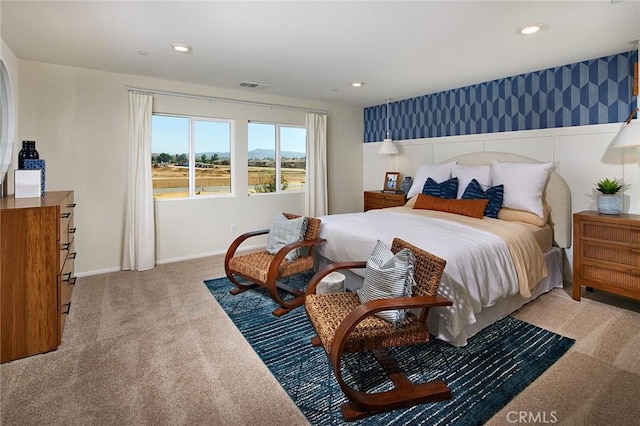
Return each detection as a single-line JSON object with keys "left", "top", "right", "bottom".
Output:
{"left": 59, "top": 197, "right": 75, "bottom": 247}
{"left": 580, "top": 220, "right": 640, "bottom": 246}
{"left": 60, "top": 250, "right": 75, "bottom": 309}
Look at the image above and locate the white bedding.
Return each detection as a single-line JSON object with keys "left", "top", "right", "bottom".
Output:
{"left": 316, "top": 208, "right": 549, "bottom": 346}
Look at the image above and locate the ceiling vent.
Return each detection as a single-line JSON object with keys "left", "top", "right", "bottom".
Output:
{"left": 240, "top": 81, "right": 268, "bottom": 89}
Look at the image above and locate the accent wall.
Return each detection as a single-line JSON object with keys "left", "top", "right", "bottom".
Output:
{"left": 364, "top": 50, "right": 637, "bottom": 142}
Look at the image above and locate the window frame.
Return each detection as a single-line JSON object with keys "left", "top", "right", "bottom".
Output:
{"left": 152, "top": 113, "right": 234, "bottom": 200}
{"left": 248, "top": 120, "right": 306, "bottom": 195}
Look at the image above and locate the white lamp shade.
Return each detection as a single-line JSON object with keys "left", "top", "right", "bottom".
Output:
{"left": 612, "top": 118, "right": 640, "bottom": 148}
{"left": 378, "top": 138, "right": 399, "bottom": 155}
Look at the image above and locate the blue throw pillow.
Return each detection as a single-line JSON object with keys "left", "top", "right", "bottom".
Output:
{"left": 461, "top": 179, "right": 504, "bottom": 218}
{"left": 422, "top": 177, "right": 458, "bottom": 199}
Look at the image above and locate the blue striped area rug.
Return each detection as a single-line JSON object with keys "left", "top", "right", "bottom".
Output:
{"left": 205, "top": 275, "right": 574, "bottom": 426}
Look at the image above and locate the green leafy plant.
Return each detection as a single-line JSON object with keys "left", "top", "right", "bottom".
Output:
{"left": 595, "top": 178, "right": 623, "bottom": 195}
{"left": 254, "top": 170, "right": 289, "bottom": 193}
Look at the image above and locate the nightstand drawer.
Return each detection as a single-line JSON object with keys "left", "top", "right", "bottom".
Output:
{"left": 364, "top": 191, "right": 405, "bottom": 211}
{"left": 582, "top": 241, "right": 640, "bottom": 267}
{"left": 580, "top": 261, "right": 640, "bottom": 298}
{"left": 367, "top": 197, "right": 397, "bottom": 208}
{"left": 573, "top": 210, "right": 640, "bottom": 302}
{"left": 581, "top": 220, "right": 640, "bottom": 246}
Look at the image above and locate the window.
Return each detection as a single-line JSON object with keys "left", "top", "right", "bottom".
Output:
{"left": 248, "top": 122, "right": 306, "bottom": 194}
{"left": 151, "top": 114, "right": 232, "bottom": 199}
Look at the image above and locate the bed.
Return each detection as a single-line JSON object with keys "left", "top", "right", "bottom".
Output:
{"left": 315, "top": 152, "right": 571, "bottom": 347}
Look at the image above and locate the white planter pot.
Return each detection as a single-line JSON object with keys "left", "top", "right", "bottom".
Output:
{"left": 597, "top": 194, "right": 622, "bottom": 215}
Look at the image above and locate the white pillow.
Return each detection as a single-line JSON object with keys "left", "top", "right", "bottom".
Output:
{"left": 406, "top": 162, "right": 456, "bottom": 199}
{"left": 452, "top": 164, "right": 492, "bottom": 199}
{"left": 491, "top": 160, "right": 552, "bottom": 218}
{"left": 266, "top": 213, "right": 308, "bottom": 261}
{"left": 357, "top": 240, "right": 415, "bottom": 326}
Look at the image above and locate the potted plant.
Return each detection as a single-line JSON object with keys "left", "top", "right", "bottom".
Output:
{"left": 595, "top": 178, "right": 623, "bottom": 214}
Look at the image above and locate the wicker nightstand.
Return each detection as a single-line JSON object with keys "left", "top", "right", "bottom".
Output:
{"left": 364, "top": 191, "right": 406, "bottom": 211}
{"left": 573, "top": 210, "right": 640, "bottom": 302}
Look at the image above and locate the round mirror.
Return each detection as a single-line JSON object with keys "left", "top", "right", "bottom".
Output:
{"left": 0, "top": 58, "right": 15, "bottom": 191}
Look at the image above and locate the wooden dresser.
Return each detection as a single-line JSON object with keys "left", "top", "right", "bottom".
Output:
{"left": 364, "top": 191, "right": 406, "bottom": 211}
{"left": 0, "top": 191, "right": 76, "bottom": 363}
{"left": 573, "top": 210, "right": 640, "bottom": 302}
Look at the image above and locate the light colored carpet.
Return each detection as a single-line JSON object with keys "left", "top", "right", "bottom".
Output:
{"left": 2, "top": 255, "right": 639, "bottom": 425}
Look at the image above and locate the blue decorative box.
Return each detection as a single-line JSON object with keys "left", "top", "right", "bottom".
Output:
{"left": 23, "top": 159, "right": 46, "bottom": 196}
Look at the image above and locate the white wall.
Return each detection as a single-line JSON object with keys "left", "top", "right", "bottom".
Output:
{"left": 363, "top": 122, "right": 634, "bottom": 272}
{"left": 16, "top": 60, "right": 363, "bottom": 275}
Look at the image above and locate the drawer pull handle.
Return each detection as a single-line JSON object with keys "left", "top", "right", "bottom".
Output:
{"left": 68, "top": 203, "right": 77, "bottom": 208}
{"left": 61, "top": 243, "right": 70, "bottom": 251}
{"left": 69, "top": 252, "right": 77, "bottom": 260}
{"left": 70, "top": 276, "right": 77, "bottom": 285}
{"left": 61, "top": 212, "right": 71, "bottom": 219}
{"left": 62, "top": 302, "right": 71, "bottom": 315}
{"left": 70, "top": 227, "right": 77, "bottom": 234}
{"left": 63, "top": 273, "right": 77, "bottom": 285}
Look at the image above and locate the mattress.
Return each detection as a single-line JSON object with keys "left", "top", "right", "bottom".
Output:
{"left": 529, "top": 223, "right": 553, "bottom": 252}
{"left": 315, "top": 207, "right": 559, "bottom": 346}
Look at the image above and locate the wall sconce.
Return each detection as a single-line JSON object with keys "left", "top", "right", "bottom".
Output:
{"left": 378, "top": 97, "right": 398, "bottom": 155}
{"left": 612, "top": 107, "right": 640, "bottom": 211}
{"left": 612, "top": 108, "right": 640, "bottom": 149}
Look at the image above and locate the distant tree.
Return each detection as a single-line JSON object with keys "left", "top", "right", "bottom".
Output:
{"left": 200, "top": 154, "right": 207, "bottom": 163}
{"left": 157, "top": 153, "right": 172, "bottom": 163}
{"left": 211, "top": 153, "right": 219, "bottom": 163}
{"left": 175, "top": 153, "right": 188, "bottom": 165}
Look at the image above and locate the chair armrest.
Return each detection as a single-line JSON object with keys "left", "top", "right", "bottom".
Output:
{"left": 329, "top": 294, "right": 453, "bottom": 365}
{"left": 267, "top": 238, "right": 328, "bottom": 279}
{"left": 305, "top": 261, "right": 367, "bottom": 295}
{"left": 224, "top": 228, "right": 270, "bottom": 266}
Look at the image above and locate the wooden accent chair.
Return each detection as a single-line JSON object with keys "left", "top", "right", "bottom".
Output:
{"left": 225, "top": 214, "right": 325, "bottom": 317}
{"left": 305, "top": 238, "right": 453, "bottom": 421}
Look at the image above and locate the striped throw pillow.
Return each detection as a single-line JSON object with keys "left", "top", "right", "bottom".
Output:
{"left": 266, "top": 213, "right": 308, "bottom": 261}
{"left": 461, "top": 179, "right": 504, "bottom": 218}
{"left": 422, "top": 177, "right": 458, "bottom": 199}
{"left": 357, "top": 240, "right": 416, "bottom": 326}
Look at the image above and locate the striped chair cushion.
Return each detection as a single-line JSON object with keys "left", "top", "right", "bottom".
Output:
{"left": 357, "top": 240, "right": 415, "bottom": 326}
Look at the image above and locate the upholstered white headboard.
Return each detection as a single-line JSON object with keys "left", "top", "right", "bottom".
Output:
{"left": 444, "top": 152, "right": 572, "bottom": 249}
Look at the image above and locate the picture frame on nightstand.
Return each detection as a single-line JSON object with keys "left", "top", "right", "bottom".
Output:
{"left": 383, "top": 172, "right": 400, "bottom": 193}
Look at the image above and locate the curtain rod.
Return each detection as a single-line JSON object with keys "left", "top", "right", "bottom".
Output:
{"left": 125, "top": 85, "right": 327, "bottom": 115}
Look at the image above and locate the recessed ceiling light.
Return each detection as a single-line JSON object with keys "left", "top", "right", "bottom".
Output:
{"left": 137, "top": 50, "right": 148, "bottom": 56}
{"left": 351, "top": 82, "right": 364, "bottom": 88}
{"left": 171, "top": 43, "right": 192, "bottom": 53}
{"left": 519, "top": 25, "right": 542, "bottom": 35}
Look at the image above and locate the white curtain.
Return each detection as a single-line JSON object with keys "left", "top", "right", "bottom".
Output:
{"left": 122, "top": 92, "right": 155, "bottom": 271}
{"left": 305, "top": 113, "right": 328, "bottom": 217}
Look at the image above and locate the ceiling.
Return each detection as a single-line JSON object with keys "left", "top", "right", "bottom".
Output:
{"left": 2, "top": 1, "right": 639, "bottom": 108}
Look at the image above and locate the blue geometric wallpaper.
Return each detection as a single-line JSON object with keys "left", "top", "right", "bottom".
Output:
{"left": 364, "top": 50, "right": 638, "bottom": 142}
